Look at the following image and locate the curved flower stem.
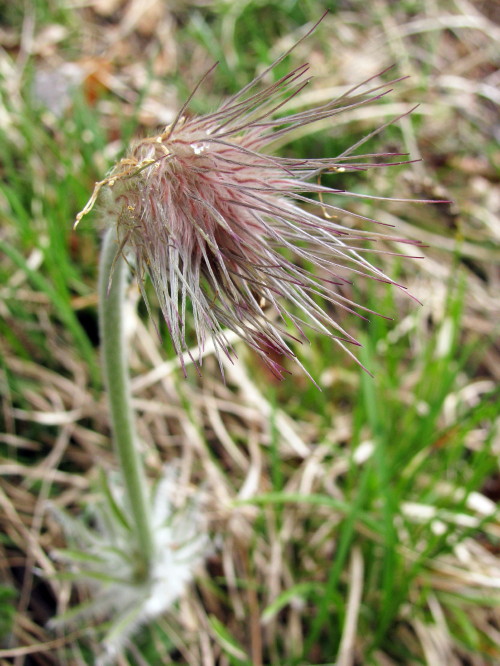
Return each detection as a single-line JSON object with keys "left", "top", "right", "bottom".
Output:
{"left": 98, "top": 227, "right": 154, "bottom": 578}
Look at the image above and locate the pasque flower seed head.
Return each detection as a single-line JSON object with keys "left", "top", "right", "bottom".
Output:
{"left": 77, "top": 19, "right": 423, "bottom": 379}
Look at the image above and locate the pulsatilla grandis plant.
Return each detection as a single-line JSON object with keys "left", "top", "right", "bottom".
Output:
{"left": 69, "top": 15, "right": 431, "bottom": 664}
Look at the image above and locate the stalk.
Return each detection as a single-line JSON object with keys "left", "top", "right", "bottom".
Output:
{"left": 98, "top": 227, "right": 154, "bottom": 578}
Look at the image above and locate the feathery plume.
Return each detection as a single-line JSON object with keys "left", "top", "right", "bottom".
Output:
{"left": 77, "top": 18, "right": 422, "bottom": 379}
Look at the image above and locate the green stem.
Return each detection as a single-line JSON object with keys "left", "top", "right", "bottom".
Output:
{"left": 98, "top": 227, "right": 154, "bottom": 577}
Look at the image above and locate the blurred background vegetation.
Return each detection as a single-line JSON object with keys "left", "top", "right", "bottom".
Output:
{"left": 0, "top": 0, "right": 499, "bottom": 664}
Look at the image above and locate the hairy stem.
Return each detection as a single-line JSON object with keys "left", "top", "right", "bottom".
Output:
{"left": 98, "top": 227, "right": 154, "bottom": 577}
